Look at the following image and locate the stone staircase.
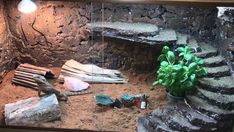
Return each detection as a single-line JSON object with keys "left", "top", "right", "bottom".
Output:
{"left": 137, "top": 34, "right": 234, "bottom": 132}
{"left": 87, "top": 22, "right": 234, "bottom": 131}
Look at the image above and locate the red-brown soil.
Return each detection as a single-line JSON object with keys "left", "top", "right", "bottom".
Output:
{"left": 0, "top": 67, "right": 167, "bottom": 132}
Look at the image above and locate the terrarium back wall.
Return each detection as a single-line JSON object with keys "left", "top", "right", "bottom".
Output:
{"left": 1, "top": 0, "right": 233, "bottom": 83}
{"left": 0, "top": 0, "right": 17, "bottom": 82}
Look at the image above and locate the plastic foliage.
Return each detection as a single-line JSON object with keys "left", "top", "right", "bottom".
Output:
{"left": 153, "top": 46, "right": 208, "bottom": 97}
{"left": 95, "top": 94, "right": 114, "bottom": 106}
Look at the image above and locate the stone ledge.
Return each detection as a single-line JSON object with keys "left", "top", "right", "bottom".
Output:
{"left": 88, "top": 22, "right": 177, "bottom": 45}
{"left": 186, "top": 95, "right": 234, "bottom": 120}
{"left": 204, "top": 56, "right": 226, "bottom": 67}
{"left": 206, "top": 65, "right": 230, "bottom": 77}
{"left": 197, "top": 88, "right": 234, "bottom": 110}
{"left": 198, "top": 76, "right": 234, "bottom": 94}
{"left": 87, "top": 22, "right": 159, "bottom": 36}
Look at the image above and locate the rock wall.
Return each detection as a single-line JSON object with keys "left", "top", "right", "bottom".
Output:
{"left": 5, "top": 0, "right": 91, "bottom": 67}
{"left": 215, "top": 7, "right": 234, "bottom": 75}
{"left": 0, "top": 0, "right": 17, "bottom": 83}
{"left": 92, "top": 3, "right": 218, "bottom": 42}
{"left": 90, "top": 3, "right": 218, "bottom": 72}
{"left": 0, "top": 1, "right": 221, "bottom": 80}
{"left": 216, "top": 7, "right": 234, "bottom": 55}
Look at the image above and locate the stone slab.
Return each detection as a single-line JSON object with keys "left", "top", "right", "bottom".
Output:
{"left": 5, "top": 94, "right": 61, "bottom": 126}
{"left": 186, "top": 95, "right": 234, "bottom": 120}
{"left": 172, "top": 102, "right": 217, "bottom": 130}
{"left": 87, "top": 22, "right": 159, "bottom": 36}
{"left": 89, "top": 22, "right": 177, "bottom": 45}
{"left": 198, "top": 76, "right": 234, "bottom": 94}
{"left": 176, "top": 32, "right": 188, "bottom": 46}
{"left": 197, "top": 88, "right": 234, "bottom": 110}
{"left": 204, "top": 56, "right": 226, "bottom": 67}
{"left": 193, "top": 43, "right": 218, "bottom": 58}
{"left": 139, "top": 29, "right": 177, "bottom": 43}
{"left": 187, "top": 38, "right": 201, "bottom": 52}
{"left": 137, "top": 116, "right": 178, "bottom": 132}
{"left": 206, "top": 65, "right": 230, "bottom": 77}
{"left": 152, "top": 106, "right": 201, "bottom": 131}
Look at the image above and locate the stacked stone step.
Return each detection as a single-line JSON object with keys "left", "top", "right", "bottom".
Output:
{"left": 187, "top": 40, "right": 234, "bottom": 131}
{"left": 137, "top": 35, "right": 234, "bottom": 132}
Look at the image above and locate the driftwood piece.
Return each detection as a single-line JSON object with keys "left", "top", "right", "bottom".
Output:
{"left": 60, "top": 59, "right": 128, "bottom": 83}
{"left": 5, "top": 94, "right": 61, "bottom": 126}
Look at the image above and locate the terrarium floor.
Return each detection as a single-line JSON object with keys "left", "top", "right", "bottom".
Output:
{"left": 0, "top": 67, "right": 167, "bottom": 132}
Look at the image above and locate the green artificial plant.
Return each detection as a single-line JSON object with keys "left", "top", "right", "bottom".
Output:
{"left": 153, "top": 46, "right": 207, "bottom": 97}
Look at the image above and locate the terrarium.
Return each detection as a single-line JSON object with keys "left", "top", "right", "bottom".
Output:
{"left": 0, "top": 0, "right": 234, "bottom": 131}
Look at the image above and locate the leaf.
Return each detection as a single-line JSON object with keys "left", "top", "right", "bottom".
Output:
{"left": 184, "top": 54, "right": 193, "bottom": 61}
{"left": 196, "top": 58, "right": 204, "bottom": 65}
{"left": 186, "top": 81, "right": 194, "bottom": 89}
{"left": 198, "top": 68, "right": 208, "bottom": 76}
{"left": 179, "top": 61, "right": 185, "bottom": 66}
{"left": 190, "top": 74, "right": 196, "bottom": 82}
{"left": 184, "top": 47, "right": 191, "bottom": 54}
{"left": 183, "top": 66, "right": 189, "bottom": 72}
{"left": 188, "top": 62, "right": 197, "bottom": 73}
{"left": 173, "top": 65, "right": 182, "bottom": 71}
{"left": 160, "top": 61, "right": 169, "bottom": 67}
{"left": 162, "top": 46, "right": 170, "bottom": 53}
{"left": 167, "top": 51, "right": 175, "bottom": 64}
{"left": 158, "top": 54, "right": 166, "bottom": 62}
{"left": 179, "top": 52, "right": 184, "bottom": 57}
{"left": 176, "top": 47, "right": 185, "bottom": 52}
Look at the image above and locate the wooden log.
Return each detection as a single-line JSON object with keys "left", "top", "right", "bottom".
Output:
{"left": 12, "top": 80, "right": 38, "bottom": 89}
{"left": 15, "top": 70, "right": 39, "bottom": 77}
{"left": 17, "top": 67, "right": 46, "bottom": 76}
{"left": 19, "top": 64, "right": 55, "bottom": 78}
{"left": 14, "top": 72, "right": 34, "bottom": 79}
{"left": 5, "top": 94, "right": 61, "bottom": 126}
{"left": 12, "top": 78, "right": 38, "bottom": 87}
{"left": 19, "top": 63, "right": 52, "bottom": 72}
{"left": 14, "top": 75, "right": 36, "bottom": 83}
